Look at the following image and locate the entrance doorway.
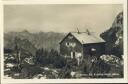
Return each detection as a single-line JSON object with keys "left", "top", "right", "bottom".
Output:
{"left": 71, "top": 52, "right": 75, "bottom": 59}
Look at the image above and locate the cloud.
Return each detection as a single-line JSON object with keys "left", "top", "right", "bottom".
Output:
{"left": 4, "top": 4, "right": 123, "bottom": 35}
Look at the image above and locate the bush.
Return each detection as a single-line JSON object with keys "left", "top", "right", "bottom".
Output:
{"left": 5, "top": 58, "right": 17, "bottom": 64}
{"left": 53, "top": 56, "right": 66, "bottom": 68}
{"left": 80, "top": 55, "right": 123, "bottom": 78}
{"left": 10, "top": 66, "right": 21, "bottom": 73}
{"left": 58, "top": 67, "right": 71, "bottom": 78}
{"left": 35, "top": 48, "right": 66, "bottom": 68}
{"left": 21, "top": 65, "right": 43, "bottom": 79}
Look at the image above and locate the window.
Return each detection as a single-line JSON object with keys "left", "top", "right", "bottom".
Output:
{"left": 71, "top": 43, "right": 76, "bottom": 47}
{"left": 66, "top": 42, "right": 76, "bottom": 47}
{"left": 91, "top": 48, "right": 96, "bottom": 51}
{"left": 66, "top": 42, "right": 70, "bottom": 46}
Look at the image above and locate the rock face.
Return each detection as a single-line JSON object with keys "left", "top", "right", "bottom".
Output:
{"left": 100, "top": 12, "right": 123, "bottom": 58}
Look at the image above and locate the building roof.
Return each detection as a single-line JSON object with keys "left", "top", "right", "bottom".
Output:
{"left": 71, "top": 32, "right": 105, "bottom": 44}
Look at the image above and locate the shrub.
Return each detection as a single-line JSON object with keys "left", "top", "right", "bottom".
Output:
{"left": 53, "top": 56, "right": 66, "bottom": 68}
{"left": 35, "top": 48, "right": 67, "bottom": 68}
{"left": 21, "top": 65, "right": 43, "bottom": 79}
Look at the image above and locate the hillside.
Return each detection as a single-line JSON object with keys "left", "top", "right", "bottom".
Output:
{"left": 4, "top": 30, "right": 66, "bottom": 51}
{"left": 100, "top": 12, "right": 123, "bottom": 58}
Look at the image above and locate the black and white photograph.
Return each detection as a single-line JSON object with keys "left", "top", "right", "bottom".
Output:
{"left": 3, "top": 4, "right": 125, "bottom": 79}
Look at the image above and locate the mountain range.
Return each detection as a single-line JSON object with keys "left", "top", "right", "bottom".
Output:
{"left": 4, "top": 30, "right": 66, "bottom": 52}
{"left": 4, "top": 12, "right": 123, "bottom": 58}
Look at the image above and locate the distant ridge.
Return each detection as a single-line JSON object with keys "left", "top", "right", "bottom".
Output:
{"left": 4, "top": 31, "right": 66, "bottom": 51}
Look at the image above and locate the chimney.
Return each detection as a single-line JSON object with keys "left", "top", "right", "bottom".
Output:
{"left": 77, "top": 28, "right": 80, "bottom": 34}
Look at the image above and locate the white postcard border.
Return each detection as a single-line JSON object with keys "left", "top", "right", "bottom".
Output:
{"left": 0, "top": 0, "right": 127, "bottom": 83}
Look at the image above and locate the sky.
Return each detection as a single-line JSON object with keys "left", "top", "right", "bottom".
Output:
{"left": 4, "top": 4, "right": 123, "bottom": 35}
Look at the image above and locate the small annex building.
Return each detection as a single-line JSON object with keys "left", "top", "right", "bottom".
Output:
{"left": 59, "top": 32, "right": 106, "bottom": 62}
